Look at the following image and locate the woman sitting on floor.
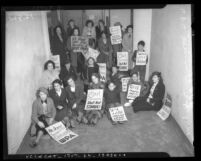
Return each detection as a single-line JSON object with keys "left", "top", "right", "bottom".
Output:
{"left": 85, "top": 73, "right": 105, "bottom": 125}
{"left": 65, "top": 75, "right": 88, "bottom": 124}
{"left": 124, "top": 71, "right": 149, "bottom": 107}
{"left": 132, "top": 71, "right": 165, "bottom": 113}
{"left": 104, "top": 80, "right": 123, "bottom": 125}
{"left": 30, "top": 87, "right": 56, "bottom": 147}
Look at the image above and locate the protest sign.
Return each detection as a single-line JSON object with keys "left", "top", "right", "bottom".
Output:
{"left": 85, "top": 89, "right": 103, "bottom": 110}
{"left": 136, "top": 51, "right": 147, "bottom": 65}
{"left": 71, "top": 36, "right": 88, "bottom": 53}
{"left": 127, "top": 84, "right": 141, "bottom": 100}
{"left": 50, "top": 55, "right": 60, "bottom": 71}
{"left": 83, "top": 47, "right": 99, "bottom": 62}
{"left": 157, "top": 93, "right": 172, "bottom": 120}
{"left": 117, "top": 52, "right": 128, "bottom": 71}
{"left": 97, "top": 63, "right": 107, "bottom": 82}
{"left": 45, "top": 121, "right": 78, "bottom": 144}
{"left": 121, "top": 77, "right": 130, "bottom": 92}
{"left": 109, "top": 26, "right": 122, "bottom": 45}
{"left": 109, "top": 106, "right": 128, "bottom": 122}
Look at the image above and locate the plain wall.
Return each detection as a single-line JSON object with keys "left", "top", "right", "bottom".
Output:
{"left": 133, "top": 9, "right": 152, "bottom": 80}
{"left": 150, "top": 5, "right": 193, "bottom": 144}
{"left": 110, "top": 9, "right": 131, "bottom": 30}
{"left": 6, "top": 11, "right": 50, "bottom": 154}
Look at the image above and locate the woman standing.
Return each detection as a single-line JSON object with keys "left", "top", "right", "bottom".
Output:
{"left": 95, "top": 19, "right": 108, "bottom": 46}
{"left": 97, "top": 31, "right": 113, "bottom": 69}
{"left": 39, "top": 60, "right": 59, "bottom": 90}
{"left": 122, "top": 25, "right": 133, "bottom": 70}
{"left": 30, "top": 87, "right": 56, "bottom": 147}
{"left": 82, "top": 20, "right": 96, "bottom": 41}
{"left": 66, "top": 19, "right": 79, "bottom": 38}
{"left": 67, "top": 27, "right": 82, "bottom": 73}
{"left": 52, "top": 25, "right": 67, "bottom": 67}
{"left": 132, "top": 72, "right": 165, "bottom": 113}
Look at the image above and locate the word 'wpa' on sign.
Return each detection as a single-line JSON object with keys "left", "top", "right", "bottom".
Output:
{"left": 45, "top": 122, "right": 78, "bottom": 144}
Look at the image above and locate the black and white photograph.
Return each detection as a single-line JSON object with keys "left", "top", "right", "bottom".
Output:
{"left": 3, "top": 4, "right": 194, "bottom": 158}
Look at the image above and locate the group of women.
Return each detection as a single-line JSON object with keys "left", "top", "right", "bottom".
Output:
{"left": 30, "top": 18, "right": 166, "bottom": 147}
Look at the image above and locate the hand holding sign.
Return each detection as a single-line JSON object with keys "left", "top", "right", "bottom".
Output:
{"left": 136, "top": 51, "right": 147, "bottom": 65}
{"left": 127, "top": 84, "right": 141, "bottom": 100}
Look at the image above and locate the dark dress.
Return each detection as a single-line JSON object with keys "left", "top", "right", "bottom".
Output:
{"left": 52, "top": 34, "right": 67, "bottom": 67}
{"left": 49, "top": 88, "right": 68, "bottom": 121}
{"left": 65, "top": 81, "right": 85, "bottom": 119}
{"left": 132, "top": 81, "right": 165, "bottom": 112}
{"left": 59, "top": 66, "right": 77, "bottom": 87}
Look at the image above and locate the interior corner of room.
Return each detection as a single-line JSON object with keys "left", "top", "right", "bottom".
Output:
{"left": 5, "top": 5, "right": 193, "bottom": 154}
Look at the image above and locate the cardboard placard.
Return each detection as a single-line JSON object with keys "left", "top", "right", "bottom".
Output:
{"left": 109, "top": 106, "right": 128, "bottom": 122}
{"left": 136, "top": 51, "right": 147, "bottom": 65}
{"left": 157, "top": 93, "right": 172, "bottom": 120}
{"left": 71, "top": 36, "right": 88, "bottom": 53}
{"left": 45, "top": 122, "right": 78, "bottom": 144}
{"left": 109, "top": 26, "right": 122, "bottom": 45}
{"left": 117, "top": 52, "right": 128, "bottom": 71}
{"left": 83, "top": 47, "right": 99, "bottom": 62}
{"left": 85, "top": 89, "right": 104, "bottom": 110}
{"left": 98, "top": 63, "right": 107, "bottom": 83}
{"left": 121, "top": 77, "right": 130, "bottom": 92}
{"left": 127, "top": 84, "right": 141, "bottom": 100}
{"left": 50, "top": 55, "right": 60, "bottom": 70}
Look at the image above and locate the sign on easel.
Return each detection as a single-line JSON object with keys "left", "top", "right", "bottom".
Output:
{"left": 85, "top": 89, "right": 103, "bottom": 110}
{"left": 98, "top": 63, "right": 107, "bottom": 83}
{"left": 117, "top": 52, "right": 128, "bottom": 71}
{"left": 109, "top": 106, "right": 128, "bottom": 122}
{"left": 136, "top": 51, "right": 147, "bottom": 65}
{"left": 121, "top": 77, "right": 130, "bottom": 92}
{"left": 127, "top": 84, "right": 141, "bottom": 100}
{"left": 109, "top": 26, "right": 122, "bottom": 45}
{"left": 45, "top": 122, "right": 78, "bottom": 144}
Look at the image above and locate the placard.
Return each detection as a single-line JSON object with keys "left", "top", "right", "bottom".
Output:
{"left": 83, "top": 47, "right": 100, "bottom": 62}
{"left": 157, "top": 93, "right": 172, "bottom": 120}
{"left": 117, "top": 52, "right": 128, "bottom": 71}
{"left": 50, "top": 55, "right": 60, "bottom": 71}
{"left": 109, "top": 106, "right": 128, "bottom": 122}
{"left": 109, "top": 26, "right": 122, "bottom": 45}
{"left": 45, "top": 122, "right": 78, "bottom": 144}
{"left": 71, "top": 36, "right": 88, "bottom": 53}
{"left": 127, "top": 84, "right": 141, "bottom": 100}
{"left": 98, "top": 63, "right": 106, "bottom": 82}
{"left": 85, "top": 89, "right": 104, "bottom": 110}
{"left": 136, "top": 51, "right": 147, "bottom": 65}
{"left": 121, "top": 77, "right": 130, "bottom": 92}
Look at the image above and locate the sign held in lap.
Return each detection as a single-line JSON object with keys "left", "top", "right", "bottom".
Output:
{"left": 127, "top": 84, "right": 141, "bottom": 100}
{"left": 85, "top": 89, "right": 104, "bottom": 110}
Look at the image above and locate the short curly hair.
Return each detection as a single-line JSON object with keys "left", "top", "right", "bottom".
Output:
{"left": 44, "top": 60, "right": 55, "bottom": 70}
{"left": 85, "top": 20, "right": 94, "bottom": 27}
